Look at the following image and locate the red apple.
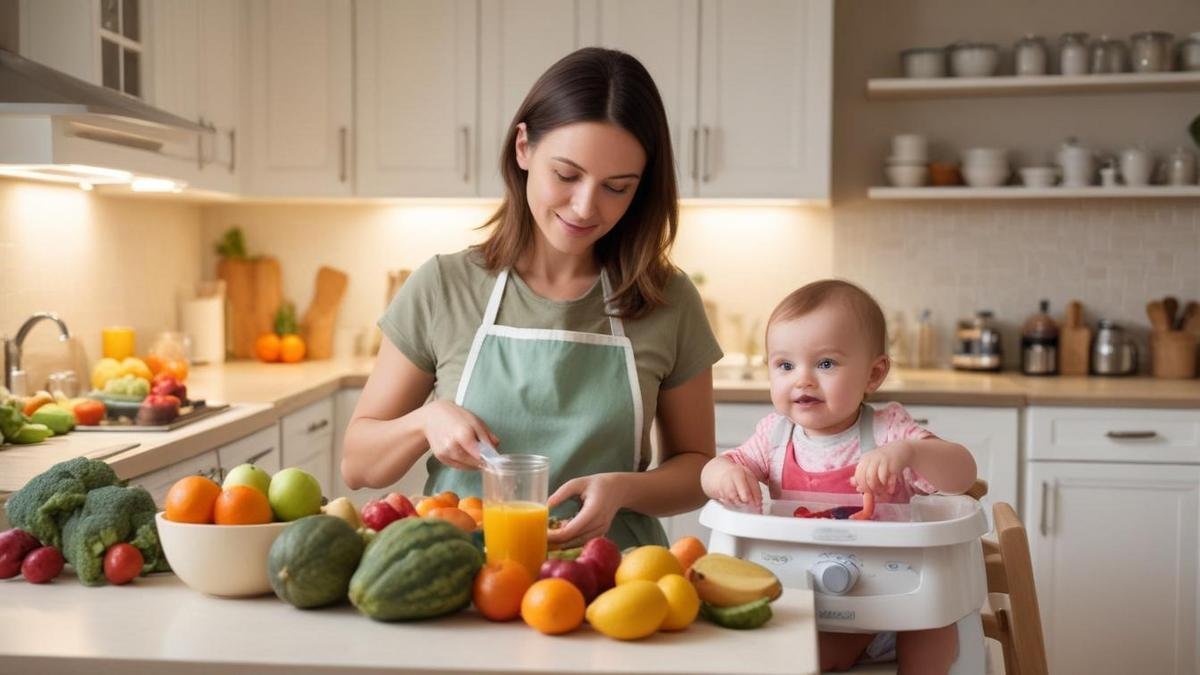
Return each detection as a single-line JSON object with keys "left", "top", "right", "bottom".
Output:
{"left": 539, "top": 558, "right": 598, "bottom": 602}
{"left": 578, "top": 536, "right": 621, "bottom": 592}
{"left": 0, "top": 529, "right": 41, "bottom": 579}
{"left": 384, "top": 492, "right": 417, "bottom": 519}
{"left": 360, "top": 500, "right": 402, "bottom": 531}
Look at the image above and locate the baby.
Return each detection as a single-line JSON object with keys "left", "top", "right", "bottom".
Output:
{"left": 700, "top": 279, "right": 976, "bottom": 675}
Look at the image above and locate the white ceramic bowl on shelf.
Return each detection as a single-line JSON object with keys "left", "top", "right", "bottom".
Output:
{"left": 963, "top": 163, "right": 1011, "bottom": 187}
{"left": 155, "top": 512, "right": 289, "bottom": 597}
{"left": 886, "top": 163, "right": 930, "bottom": 188}
{"left": 960, "top": 147, "right": 1008, "bottom": 167}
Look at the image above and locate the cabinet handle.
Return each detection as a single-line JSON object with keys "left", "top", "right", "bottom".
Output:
{"left": 1105, "top": 430, "right": 1158, "bottom": 439}
{"left": 702, "top": 126, "right": 712, "bottom": 182}
{"left": 460, "top": 126, "right": 470, "bottom": 183}
{"left": 338, "top": 126, "right": 348, "bottom": 183}
{"left": 197, "top": 116, "right": 206, "bottom": 170}
{"left": 912, "top": 418, "right": 930, "bottom": 426}
{"left": 246, "top": 448, "right": 274, "bottom": 465}
{"left": 228, "top": 128, "right": 236, "bottom": 173}
{"left": 306, "top": 419, "right": 329, "bottom": 434}
{"left": 1039, "top": 481, "right": 1050, "bottom": 536}
{"left": 690, "top": 127, "right": 699, "bottom": 180}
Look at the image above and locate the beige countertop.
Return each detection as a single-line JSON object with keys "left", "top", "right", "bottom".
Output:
{"left": 0, "top": 574, "right": 818, "bottom": 674}
{"left": 4, "top": 357, "right": 1200, "bottom": 497}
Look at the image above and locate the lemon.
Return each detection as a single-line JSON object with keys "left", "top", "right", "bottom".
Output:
{"left": 585, "top": 579, "right": 669, "bottom": 640}
{"left": 614, "top": 545, "right": 683, "bottom": 585}
{"left": 657, "top": 574, "right": 700, "bottom": 631}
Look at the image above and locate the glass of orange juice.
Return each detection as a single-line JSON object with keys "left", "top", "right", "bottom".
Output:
{"left": 482, "top": 454, "right": 550, "bottom": 579}
{"left": 101, "top": 326, "right": 136, "bottom": 361}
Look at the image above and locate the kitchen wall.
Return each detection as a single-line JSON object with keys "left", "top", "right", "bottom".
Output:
{"left": 199, "top": 202, "right": 833, "bottom": 357}
{"left": 0, "top": 177, "right": 204, "bottom": 386}
{"left": 832, "top": 0, "right": 1200, "bottom": 366}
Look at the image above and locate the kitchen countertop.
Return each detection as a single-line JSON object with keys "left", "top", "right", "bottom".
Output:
{"left": 5, "top": 357, "right": 1200, "bottom": 498}
{"left": 0, "top": 574, "right": 818, "bottom": 675}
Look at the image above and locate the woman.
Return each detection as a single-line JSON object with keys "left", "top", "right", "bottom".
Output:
{"left": 341, "top": 47, "right": 722, "bottom": 549}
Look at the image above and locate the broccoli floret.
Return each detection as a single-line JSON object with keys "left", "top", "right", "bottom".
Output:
{"left": 128, "top": 508, "right": 171, "bottom": 574}
{"left": 62, "top": 485, "right": 160, "bottom": 586}
{"left": 4, "top": 458, "right": 121, "bottom": 548}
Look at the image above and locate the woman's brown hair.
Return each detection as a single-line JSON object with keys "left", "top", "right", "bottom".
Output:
{"left": 477, "top": 47, "right": 678, "bottom": 319}
{"left": 768, "top": 280, "right": 888, "bottom": 357}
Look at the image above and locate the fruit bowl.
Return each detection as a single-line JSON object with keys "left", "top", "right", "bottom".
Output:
{"left": 155, "top": 512, "right": 289, "bottom": 597}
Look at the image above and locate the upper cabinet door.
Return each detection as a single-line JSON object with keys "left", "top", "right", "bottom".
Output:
{"left": 697, "top": 0, "right": 831, "bottom": 199}
{"left": 355, "top": 0, "right": 478, "bottom": 197}
{"left": 196, "top": 0, "right": 241, "bottom": 185}
{"left": 148, "top": 0, "right": 200, "bottom": 122}
{"left": 247, "top": 0, "right": 353, "bottom": 196}
{"left": 579, "top": 0, "right": 700, "bottom": 198}
{"left": 477, "top": 1, "right": 587, "bottom": 198}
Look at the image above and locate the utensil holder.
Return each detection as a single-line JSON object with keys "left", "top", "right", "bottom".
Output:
{"left": 1151, "top": 330, "right": 1197, "bottom": 379}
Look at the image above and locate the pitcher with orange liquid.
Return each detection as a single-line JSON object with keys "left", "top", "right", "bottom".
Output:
{"left": 482, "top": 454, "right": 550, "bottom": 578}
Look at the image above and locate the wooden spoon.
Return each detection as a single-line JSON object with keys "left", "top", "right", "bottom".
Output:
{"left": 1146, "top": 300, "right": 1171, "bottom": 332}
{"left": 1163, "top": 296, "right": 1179, "bottom": 330}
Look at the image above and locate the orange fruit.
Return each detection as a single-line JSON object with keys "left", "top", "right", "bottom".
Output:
{"left": 429, "top": 506, "right": 477, "bottom": 532}
{"left": 521, "top": 578, "right": 586, "bottom": 635}
{"left": 279, "top": 334, "right": 306, "bottom": 363}
{"left": 461, "top": 506, "right": 484, "bottom": 525}
{"left": 162, "top": 358, "right": 189, "bottom": 382}
{"left": 213, "top": 485, "right": 274, "bottom": 525}
{"left": 670, "top": 536, "right": 707, "bottom": 573}
{"left": 415, "top": 497, "right": 442, "bottom": 517}
{"left": 435, "top": 491, "right": 460, "bottom": 508}
{"left": 164, "top": 475, "right": 222, "bottom": 524}
{"left": 473, "top": 559, "right": 534, "bottom": 621}
{"left": 459, "top": 496, "right": 482, "bottom": 512}
{"left": 255, "top": 334, "right": 281, "bottom": 362}
{"left": 144, "top": 353, "right": 166, "bottom": 376}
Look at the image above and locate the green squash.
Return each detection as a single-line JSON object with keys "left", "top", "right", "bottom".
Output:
{"left": 349, "top": 517, "right": 484, "bottom": 621}
{"left": 268, "top": 515, "right": 364, "bottom": 609}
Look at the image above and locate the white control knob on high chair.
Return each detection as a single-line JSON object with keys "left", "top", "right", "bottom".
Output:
{"left": 810, "top": 556, "right": 861, "bottom": 595}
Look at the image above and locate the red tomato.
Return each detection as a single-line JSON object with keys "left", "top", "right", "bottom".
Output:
{"left": 73, "top": 399, "right": 106, "bottom": 426}
{"left": 103, "top": 543, "right": 144, "bottom": 585}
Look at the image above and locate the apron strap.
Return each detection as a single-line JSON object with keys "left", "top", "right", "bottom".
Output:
{"left": 486, "top": 268, "right": 624, "bottom": 337}
{"left": 480, "top": 268, "right": 510, "bottom": 329}
{"left": 770, "top": 403, "right": 878, "bottom": 479}
{"left": 858, "top": 402, "right": 876, "bottom": 452}
{"left": 599, "top": 270, "right": 624, "bottom": 338}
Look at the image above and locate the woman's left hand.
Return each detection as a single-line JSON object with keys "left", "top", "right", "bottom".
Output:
{"left": 546, "top": 472, "right": 629, "bottom": 548}
{"left": 852, "top": 441, "right": 915, "bottom": 496}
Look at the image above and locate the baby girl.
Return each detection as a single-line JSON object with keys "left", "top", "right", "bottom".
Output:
{"left": 700, "top": 279, "right": 976, "bottom": 674}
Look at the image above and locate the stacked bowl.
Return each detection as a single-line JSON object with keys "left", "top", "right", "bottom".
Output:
{"left": 885, "top": 134, "right": 929, "bottom": 187}
{"left": 960, "top": 148, "right": 1010, "bottom": 187}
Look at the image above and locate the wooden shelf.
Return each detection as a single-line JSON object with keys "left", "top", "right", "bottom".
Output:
{"left": 866, "top": 71, "right": 1200, "bottom": 99}
{"left": 868, "top": 186, "right": 1200, "bottom": 200}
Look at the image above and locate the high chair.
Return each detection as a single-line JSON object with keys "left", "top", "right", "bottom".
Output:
{"left": 979, "top": 502, "right": 1048, "bottom": 675}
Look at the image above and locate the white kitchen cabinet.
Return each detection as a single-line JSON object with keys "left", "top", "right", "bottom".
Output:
{"left": 128, "top": 450, "right": 221, "bottom": 508}
{"left": 246, "top": 0, "right": 352, "bottom": 196}
{"left": 1025, "top": 460, "right": 1199, "bottom": 675}
{"left": 280, "top": 397, "right": 334, "bottom": 496}
{"left": 1024, "top": 406, "right": 1200, "bottom": 675}
{"left": 354, "top": 0, "right": 477, "bottom": 197}
{"left": 332, "top": 387, "right": 429, "bottom": 503}
{"left": 581, "top": 0, "right": 831, "bottom": 200}
{"left": 215, "top": 424, "right": 281, "bottom": 480}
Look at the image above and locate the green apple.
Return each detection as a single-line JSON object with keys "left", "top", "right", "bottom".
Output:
{"left": 267, "top": 467, "right": 323, "bottom": 521}
{"left": 222, "top": 463, "right": 271, "bottom": 497}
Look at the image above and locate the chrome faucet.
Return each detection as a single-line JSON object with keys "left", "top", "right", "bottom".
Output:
{"left": 3, "top": 312, "right": 71, "bottom": 395}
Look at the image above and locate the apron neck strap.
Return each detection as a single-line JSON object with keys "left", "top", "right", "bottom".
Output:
{"left": 857, "top": 403, "right": 876, "bottom": 453}
{"left": 484, "top": 268, "right": 625, "bottom": 337}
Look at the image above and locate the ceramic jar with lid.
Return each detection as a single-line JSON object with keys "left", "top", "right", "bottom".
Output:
{"left": 901, "top": 47, "right": 947, "bottom": 78}
{"left": 1130, "top": 31, "right": 1174, "bottom": 72}
{"left": 1057, "top": 137, "right": 1096, "bottom": 187}
{"left": 1168, "top": 147, "right": 1197, "bottom": 185}
{"left": 949, "top": 42, "right": 999, "bottom": 77}
{"left": 1015, "top": 34, "right": 1048, "bottom": 75}
{"left": 1181, "top": 32, "right": 1200, "bottom": 71}
{"left": 1089, "top": 36, "right": 1128, "bottom": 73}
{"left": 1059, "top": 32, "right": 1090, "bottom": 75}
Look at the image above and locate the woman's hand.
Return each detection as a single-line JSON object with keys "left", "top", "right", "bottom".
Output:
{"left": 852, "top": 440, "right": 915, "bottom": 496}
{"left": 421, "top": 399, "right": 500, "bottom": 471}
{"left": 546, "top": 473, "right": 630, "bottom": 548}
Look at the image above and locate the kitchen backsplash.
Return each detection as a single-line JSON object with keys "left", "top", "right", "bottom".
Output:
{"left": 0, "top": 178, "right": 203, "bottom": 375}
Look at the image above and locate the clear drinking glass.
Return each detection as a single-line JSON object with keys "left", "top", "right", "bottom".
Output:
{"left": 482, "top": 454, "right": 550, "bottom": 578}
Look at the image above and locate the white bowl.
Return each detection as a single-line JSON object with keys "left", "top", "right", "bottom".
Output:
{"left": 156, "top": 512, "right": 289, "bottom": 597}
{"left": 950, "top": 43, "right": 999, "bottom": 77}
{"left": 960, "top": 147, "right": 1008, "bottom": 166}
{"left": 963, "top": 163, "right": 1011, "bottom": 187}
{"left": 886, "top": 164, "right": 930, "bottom": 188}
{"left": 1019, "top": 166, "right": 1059, "bottom": 188}
{"left": 891, "top": 134, "right": 929, "bottom": 162}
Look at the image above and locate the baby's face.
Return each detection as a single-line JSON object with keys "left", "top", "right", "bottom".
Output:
{"left": 766, "top": 304, "right": 889, "bottom": 435}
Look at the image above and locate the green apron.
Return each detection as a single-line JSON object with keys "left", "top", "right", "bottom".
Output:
{"left": 424, "top": 268, "right": 667, "bottom": 549}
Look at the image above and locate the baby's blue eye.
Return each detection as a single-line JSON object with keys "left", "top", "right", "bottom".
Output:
{"left": 816, "top": 358, "right": 836, "bottom": 370}
{"left": 778, "top": 361, "right": 794, "bottom": 372}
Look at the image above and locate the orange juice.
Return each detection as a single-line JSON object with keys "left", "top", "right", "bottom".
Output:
{"left": 102, "top": 326, "right": 136, "bottom": 360}
{"left": 482, "top": 500, "right": 548, "bottom": 579}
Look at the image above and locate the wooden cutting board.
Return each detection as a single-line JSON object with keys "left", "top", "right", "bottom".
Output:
{"left": 1059, "top": 299, "right": 1091, "bottom": 376}
{"left": 217, "top": 256, "right": 282, "bottom": 359}
{"left": 369, "top": 269, "right": 412, "bottom": 355}
{"left": 301, "top": 266, "right": 349, "bottom": 360}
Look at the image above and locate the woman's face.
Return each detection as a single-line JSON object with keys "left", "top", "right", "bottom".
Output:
{"left": 516, "top": 121, "right": 646, "bottom": 259}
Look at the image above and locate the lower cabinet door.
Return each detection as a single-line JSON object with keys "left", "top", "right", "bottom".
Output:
{"left": 1026, "top": 460, "right": 1199, "bottom": 675}
{"left": 128, "top": 450, "right": 221, "bottom": 508}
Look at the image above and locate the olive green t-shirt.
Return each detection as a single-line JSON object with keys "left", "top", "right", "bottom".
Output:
{"left": 378, "top": 248, "right": 723, "bottom": 467}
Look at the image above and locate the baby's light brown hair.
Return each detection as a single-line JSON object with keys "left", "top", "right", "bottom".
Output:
{"left": 767, "top": 279, "right": 888, "bottom": 357}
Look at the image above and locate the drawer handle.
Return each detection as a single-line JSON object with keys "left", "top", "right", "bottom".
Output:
{"left": 1105, "top": 430, "right": 1159, "bottom": 440}
{"left": 912, "top": 418, "right": 930, "bottom": 426}
{"left": 1039, "top": 481, "right": 1050, "bottom": 536}
{"left": 246, "top": 448, "right": 274, "bottom": 465}
{"left": 306, "top": 419, "right": 329, "bottom": 434}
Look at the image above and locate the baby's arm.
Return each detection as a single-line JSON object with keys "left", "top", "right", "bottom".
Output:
{"left": 854, "top": 438, "right": 976, "bottom": 496}
{"left": 701, "top": 456, "right": 763, "bottom": 511}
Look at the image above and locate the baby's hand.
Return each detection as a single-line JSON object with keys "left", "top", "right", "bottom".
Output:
{"left": 709, "top": 463, "right": 763, "bottom": 512}
{"left": 853, "top": 441, "right": 915, "bottom": 496}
